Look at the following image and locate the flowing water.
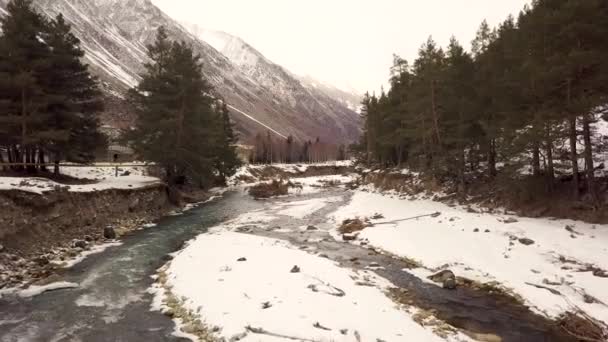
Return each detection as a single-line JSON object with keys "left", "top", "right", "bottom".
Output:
{"left": 0, "top": 187, "right": 574, "bottom": 342}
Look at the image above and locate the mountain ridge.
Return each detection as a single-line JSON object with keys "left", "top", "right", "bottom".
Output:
{"left": 0, "top": 0, "right": 361, "bottom": 145}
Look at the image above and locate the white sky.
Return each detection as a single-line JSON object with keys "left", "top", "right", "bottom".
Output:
{"left": 151, "top": 0, "right": 531, "bottom": 93}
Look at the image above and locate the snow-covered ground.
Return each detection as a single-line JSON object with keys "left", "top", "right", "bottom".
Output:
{"left": 332, "top": 189, "right": 608, "bottom": 324}
{"left": 0, "top": 164, "right": 160, "bottom": 194}
{"left": 155, "top": 231, "right": 447, "bottom": 342}
{"left": 229, "top": 161, "right": 354, "bottom": 185}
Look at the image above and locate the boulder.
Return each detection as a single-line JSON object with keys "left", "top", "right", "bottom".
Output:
{"left": 342, "top": 233, "right": 359, "bottom": 241}
{"left": 306, "top": 226, "right": 319, "bottom": 231}
{"left": 290, "top": 265, "right": 301, "bottom": 273}
{"left": 443, "top": 278, "right": 457, "bottom": 290}
{"left": 518, "top": 238, "right": 535, "bottom": 246}
{"left": 103, "top": 226, "right": 117, "bottom": 240}
{"left": 473, "top": 228, "right": 480, "bottom": 233}
{"left": 237, "top": 257, "right": 247, "bottom": 262}
{"left": 73, "top": 240, "right": 87, "bottom": 249}
{"left": 429, "top": 270, "right": 456, "bottom": 282}
{"left": 504, "top": 217, "right": 519, "bottom": 224}
{"left": 34, "top": 255, "right": 50, "bottom": 266}
{"left": 429, "top": 270, "right": 457, "bottom": 290}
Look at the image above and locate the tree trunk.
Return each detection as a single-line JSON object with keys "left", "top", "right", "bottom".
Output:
{"left": 430, "top": 80, "right": 441, "bottom": 145}
{"left": 532, "top": 141, "right": 541, "bottom": 176}
{"left": 567, "top": 80, "right": 579, "bottom": 199}
{"left": 545, "top": 137, "right": 554, "bottom": 191}
{"left": 21, "top": 86, "right": 28, "bottom": 170}
{"left": 581, "top": 113, "right": 597, "bottom": 204}
{"left": 38, "top": 148, "right": 47, "bottom": 172}
{"left": 488, "top": 139, "right": 497, "bottom": 177}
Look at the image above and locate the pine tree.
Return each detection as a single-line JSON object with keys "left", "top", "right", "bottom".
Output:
{"left": 214, "top": 100, "right": 241, "bottom": 181}
{"left": 44, "top": 13, "right": 104, "bottom": 172}
{"left": 128, "top": 27, "right": 217, "bottom": 186}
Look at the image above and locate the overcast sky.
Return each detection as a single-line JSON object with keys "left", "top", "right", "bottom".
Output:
{"left": 151, "top": 0, "right": 531, "bottom": 93}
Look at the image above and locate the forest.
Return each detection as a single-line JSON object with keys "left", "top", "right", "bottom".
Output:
{"left": 358, "top": 0, "right": 608, "bottom": 206}
{"left": 0, "top": 0, "right": 241, "bottom": 186}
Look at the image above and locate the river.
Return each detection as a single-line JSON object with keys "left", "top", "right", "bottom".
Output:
{"left": 0, "top": 187, "right": 574, "bottom": 341}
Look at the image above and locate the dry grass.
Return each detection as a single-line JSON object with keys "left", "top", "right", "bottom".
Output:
{"left": 338, "top": 218, "right": 369, "bottom": 234}
{"left": 558, "top": 311, "right": 608, "bottom": 342}
{"left": 249, "top": 180, "right": 290, "bottom": 199}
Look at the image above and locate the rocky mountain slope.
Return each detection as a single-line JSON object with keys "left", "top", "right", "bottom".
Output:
{"left": 184, "top": 25, "right": 362, "bottom": 142}
{"left": 0, "top": 0, "right": 361, "bottom": 144}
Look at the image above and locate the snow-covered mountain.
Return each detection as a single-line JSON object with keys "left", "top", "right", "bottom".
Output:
{"left": 184, "top": 25, "right": 362, "bottom": 142}
{"left": 0, "top": 0, "right": 361, "bottom": 144}
{"left": 296, "top": 74, "right": 362, "bottom": 113}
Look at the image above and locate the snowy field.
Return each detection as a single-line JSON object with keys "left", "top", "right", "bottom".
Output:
{"left": 332, "top": 189, "right": 608, "bottom": 324}
{"left": 156, "top": 231, "right": 448, "bottom": 342}
{"left": 0, "top": 164, "right": 160, "bottom": 194}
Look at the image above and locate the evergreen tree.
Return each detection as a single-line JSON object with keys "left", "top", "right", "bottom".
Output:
{"left": 128, "top": 27, "right": 218, "bottom": 186}
{"left": 214, "top": 100, "right": 241, "bottom": 181}
{"left": 44, "top": 13, "right": 104, "bottom": 172}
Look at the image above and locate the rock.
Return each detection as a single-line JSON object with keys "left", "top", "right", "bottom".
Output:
{"left": 592, "top": 269, "right": 608, "bottom": 278}
{"left": 518, "top": 238, "right": 535, "bottom": 246}
{"left": 467, "top": 207, "right": 478, "bottom": 213}
{"left": 290, "top": 265, "right": 301, "bottom": 273}
{"left": 261, "top": 301, "right": 272, "bottom": 309}
{"left": 318, "top": 254, "right": 329, "bottom": 259}
{"left": 103, "top": 226, "right": 117, "bottom": 240}
{"left": 34, "top": 255, "right": 50, "bottom": 266}
{"left": 128, "top": 198, "right": 140, "bottom": 212}
{"left": 429, "top": 270, "right": 455, "bottom": 282}
{"left": 504, "top": 217, "right": 519, "bottom": 224}
{"left": 120, "top": 170, "right": 132, "bottom": 177}
{"left": 306, "top": 226, "right": 319, "bottom": 231}
{"left": 73, "top": 240, "right": 87, "bottom": 249}
{"left": 342, "top": 233, "right": 358, "bottom": 241}
{"left": 473, "top": 228, "right": 480, "bottom": 233}
{"left": 0, "top": 244, "right": 4, "bottom": 253}
{"left": 237, "top": 257, "right": 247, "bottom": 262}
{"left": 340, "top": 329, "right": 348, "bottom": 335}
{"left": 84, "top": 235, "right": 94, "bottom": 242}
{"left": 443, "top": 278, "right": 457, "bottom": 290}
{"left": 485, "top": 229, "right": 491, "bottom": 233}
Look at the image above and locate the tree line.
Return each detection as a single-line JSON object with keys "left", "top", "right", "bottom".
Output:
{"left": 0, "top": 0, "right": 105, "bottom": 174}
{"left": 358, "top": 0, "right": 608, "bottom": 203}
{"left": 251, "top": 132, "right": 347, "bottom": 164}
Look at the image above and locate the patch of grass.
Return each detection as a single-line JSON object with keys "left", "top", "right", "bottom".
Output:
{"left": 249, "top": 179, "right": 290, "bottom": 199}
{"left": 338, "top": 218, "right": 368, "bottom": 234}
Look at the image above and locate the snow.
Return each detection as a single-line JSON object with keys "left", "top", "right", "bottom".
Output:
{"left": 332, "top": 190, "right": 608, "bottom": 323}
{"left": 274, "top": 197, "right": 342, "bottom": 219}
{"left": 12, "top": 282, "right": 79, "bottom": 298}
{"left": 158, "top": 231, "right": 445, "bottom": 342}
{"left": 0, "top": 164, "right": 160, "bottom": 194}
{"left": 53, "top": 242, "right": 123, "bottom": 268}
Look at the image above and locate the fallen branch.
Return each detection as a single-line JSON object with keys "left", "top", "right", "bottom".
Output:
{"left": 524, "top": 282, "right": 562, "bottom": 296}
{"left": 245, "top": 326, "right": 316, "bottom": 341}
{"left": 372, "top": 212, "right": 441, "bottom": 226}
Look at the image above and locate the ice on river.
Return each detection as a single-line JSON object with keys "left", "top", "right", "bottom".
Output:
{"left": 157, "top": 231, "right": 447, "bottom": 341}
